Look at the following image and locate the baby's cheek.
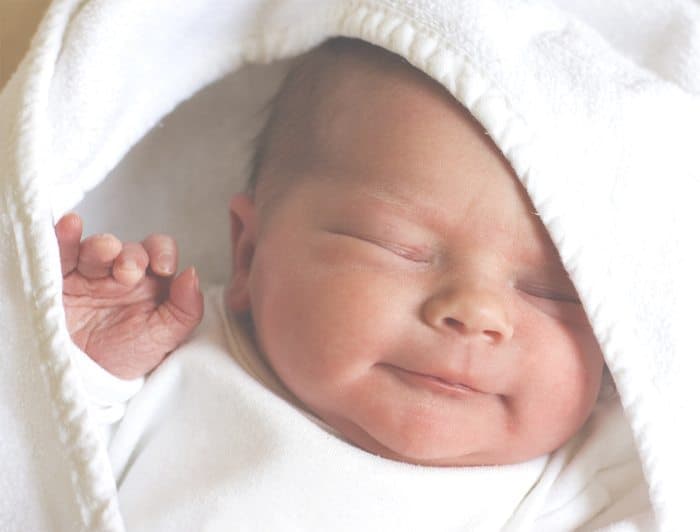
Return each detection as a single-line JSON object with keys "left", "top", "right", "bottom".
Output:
{"left": 510, "top": 319, "right": 601, "bottom": 435}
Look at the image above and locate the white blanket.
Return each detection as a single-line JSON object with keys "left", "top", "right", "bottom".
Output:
{"left": 1, "top": 1, "right": 699, "bottom": 530}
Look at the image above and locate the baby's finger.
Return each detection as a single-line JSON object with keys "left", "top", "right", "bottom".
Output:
{"left": 142, "top": 233, "right": 178, "bottom": 277}
{"left": 55, "top": 213, "right": 83, "bottom": 276}
{"left": 149, "top": 267, "right": 203, "bottom": 350}
{"left": 112, "top": 242, "right": 149, "bottom": 286}
{"left": 77, "top": 234, "right": 123, "bottom": 279}
{"left": 164, "top": 267, "right": 203, "bottom": 326}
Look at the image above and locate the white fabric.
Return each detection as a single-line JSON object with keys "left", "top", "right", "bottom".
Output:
{"left": 69, "top": 344, "right": 144, "bottom": 428}
{"left": 71, "top": 287, "right": 647, "bottom": 532}
{"left": 509, "top": 401, "right": 652, "bottom": 532}
{"left": 1, "top": 0, "right": 699, "bottom": 530}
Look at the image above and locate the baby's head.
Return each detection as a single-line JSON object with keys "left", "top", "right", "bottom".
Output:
{"left": 227, "top": 38, "right": 605, "bottom": 467}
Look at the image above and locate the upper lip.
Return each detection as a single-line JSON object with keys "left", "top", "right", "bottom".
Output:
{"left": 381, "top": 364, "right": 486, "bottom": 393}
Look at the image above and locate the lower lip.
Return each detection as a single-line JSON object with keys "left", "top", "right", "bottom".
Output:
{"left": 383, "top": 365, "right": 482, "bottom": 398}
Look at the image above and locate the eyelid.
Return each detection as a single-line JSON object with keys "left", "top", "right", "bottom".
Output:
{"left": 373, "top": 238, "right": 433, "bottom": 263}
{"left": 330, "top": 230, "right": 433, "bottom": 263}
{"left": 517, "top": 283, "right": 581, "bottom": 304}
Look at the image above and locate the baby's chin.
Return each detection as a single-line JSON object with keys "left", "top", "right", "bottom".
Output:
{"left": 325, "top": 412, "right": 527, "bottom": 467}
{"left": 358, "top": 434, "right": 511, "bottom": 467}
{"left": 368, "top": 435, "right": 549, "bottom": 468}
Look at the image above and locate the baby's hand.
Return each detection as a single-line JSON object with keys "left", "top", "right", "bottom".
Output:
{"left": 55, "top": 213, "right": 204, "bottom": 379}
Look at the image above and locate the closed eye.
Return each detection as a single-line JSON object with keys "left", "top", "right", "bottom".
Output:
{"left": 329, "top": 231, "right": 432, "bottom": 264}
{"left": 371, "top": 239, "right": 431, "bottom": 263}
{"left": 518, "top": 284, "right": 581, "bottom": 304}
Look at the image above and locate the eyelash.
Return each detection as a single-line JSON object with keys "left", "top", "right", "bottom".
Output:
{"left": 365, "top": 237, "right": 432, "bottom": 263}
{"left": 518, "top": 284, "right": 581, "bottom": 304}
{"left": 334, "top": 232, "right": 431, "bottom": 263}
{"left": 332, "top": 232, "right": 582, "bottom": 303}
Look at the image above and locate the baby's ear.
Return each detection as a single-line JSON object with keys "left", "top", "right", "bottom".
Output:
{"left": 227, "top": 193, "right": 257, "bottom": 313}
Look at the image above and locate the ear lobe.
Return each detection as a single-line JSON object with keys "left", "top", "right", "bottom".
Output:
{"left": 227, "top": 193, "right": 257, "bottom": 313}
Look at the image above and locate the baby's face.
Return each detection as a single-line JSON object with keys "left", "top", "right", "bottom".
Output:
{"left": 228, "top": 60, "right": 605, "bottom": 466}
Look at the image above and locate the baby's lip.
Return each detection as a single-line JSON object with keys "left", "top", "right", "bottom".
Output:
{"left": 380, "top": 364, "right": 486, "bottom": 394}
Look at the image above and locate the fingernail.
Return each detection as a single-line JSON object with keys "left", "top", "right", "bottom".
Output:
{"left": 157, "top": 253, "right": 174, "bottom": 274}
{"left": 192, "top": 267, "right": 200, "bottom": 292}
{"left": 121, "top": 259, "right": 137, "bottom": 270}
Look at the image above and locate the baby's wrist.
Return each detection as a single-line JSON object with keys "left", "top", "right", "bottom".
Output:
{"left": 68, "top": 342, "right": 145, "bottom": 406}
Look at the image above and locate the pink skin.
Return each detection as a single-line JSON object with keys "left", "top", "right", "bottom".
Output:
{"left": 227, "top": 59, "right": 605, "bottom": 466}
{"left": 56, "top": 213, "right": 203, "bottom": 379}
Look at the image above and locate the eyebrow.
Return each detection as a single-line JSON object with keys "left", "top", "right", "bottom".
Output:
{"left": 348, "top": 185, "right": 446, "bottom": 230}
{"left": 338, "top": 183, "right": 571, "bottom": 274}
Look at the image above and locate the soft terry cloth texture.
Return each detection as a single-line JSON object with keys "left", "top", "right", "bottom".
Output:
{"left": 1, "top": 0, "right": 699, "bottom": 530}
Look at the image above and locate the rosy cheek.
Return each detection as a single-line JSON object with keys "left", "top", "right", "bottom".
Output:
{"left": 512, "top": 304, "right": 596, "bottom": 378}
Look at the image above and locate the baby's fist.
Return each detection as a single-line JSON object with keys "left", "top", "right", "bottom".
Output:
{"left": 56, "top": 213, "right": 204, "bottom": 379}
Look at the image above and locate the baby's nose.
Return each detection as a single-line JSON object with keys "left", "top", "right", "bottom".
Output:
{"left": 420, "top": 282, "right": 514, "bottom": 344}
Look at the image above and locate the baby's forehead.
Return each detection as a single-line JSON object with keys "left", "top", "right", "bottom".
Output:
{"left": 257, "top": 39, "right": 543, "bottom": 241}
{"left": 253, "top": 41, "right": 436, "bottom": 205}
{"left": 271, "top": 41, "right": 444, "bottom": 149}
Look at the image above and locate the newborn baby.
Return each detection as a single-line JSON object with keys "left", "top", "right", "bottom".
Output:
{"left": 56, "top": 39, "right": 645, "bottom": 532}
{"left": 56, "top": 37, "right": 627, "bottom": 531}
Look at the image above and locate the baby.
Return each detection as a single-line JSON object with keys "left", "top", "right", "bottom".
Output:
{"left": 56, "top": 37, "right": 605, "bottom": 470}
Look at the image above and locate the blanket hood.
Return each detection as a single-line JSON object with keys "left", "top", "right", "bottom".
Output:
{"left": 1, "top": 0, "right": 699, "bottom": 530}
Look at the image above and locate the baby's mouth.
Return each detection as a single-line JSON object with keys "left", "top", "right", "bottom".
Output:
{"left": 380, "top": 364, "right": 484, "bottom": 396}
